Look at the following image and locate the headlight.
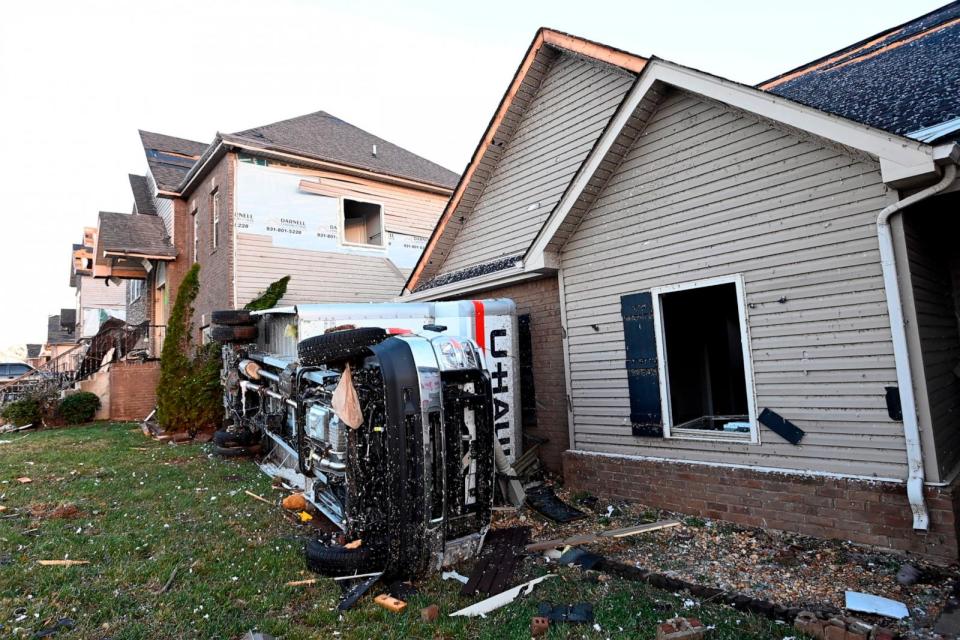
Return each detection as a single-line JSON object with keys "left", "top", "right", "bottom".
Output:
{"left": 431, "top": 336, "right": 481, "bottom": 371}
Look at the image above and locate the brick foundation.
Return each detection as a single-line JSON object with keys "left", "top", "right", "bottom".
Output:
{"left": 563, "top": 450, "right": 960, "bottom": 563}
{"left": 109, "top": 360, "right": 160, "bottom": 421}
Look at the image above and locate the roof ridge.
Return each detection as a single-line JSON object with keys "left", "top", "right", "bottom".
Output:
{"left": 231, "top": 109, "right": 335, "bottom": 136}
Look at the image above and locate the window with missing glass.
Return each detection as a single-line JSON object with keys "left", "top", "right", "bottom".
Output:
{"left": 651, "top": 275, "right": 758, "bottom": 442}
{"left": 341, "top": 199, "right": 384, "bottom": 247}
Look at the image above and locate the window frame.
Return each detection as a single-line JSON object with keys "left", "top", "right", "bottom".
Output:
{"left": 211, "top": 188, "right": 221, "bottom": 251}
{"left": 192, "top": 208, "right": 199, "bottom": 263}
{"left": 338, "top": 197, "right": 387, "bottom": 250}
{"left": 650, "top": 274, "right": 760, "bottom": 444}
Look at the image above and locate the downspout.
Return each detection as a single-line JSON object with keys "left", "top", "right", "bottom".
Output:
{"left": 877, "top": 163, "right": 957, "bottom": 530}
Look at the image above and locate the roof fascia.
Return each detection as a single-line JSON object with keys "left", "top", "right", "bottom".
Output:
{"left": 526, "top": 59, "right": 939, "bottom": 269}
{"left": 399, "top": 264, "right": 538, "bottom": 301}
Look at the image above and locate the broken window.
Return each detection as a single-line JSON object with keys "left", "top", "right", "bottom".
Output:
{"left": 341, "top": 199, "right": 384, "bottom": 247}
{"left": 653, "top": 277, "right": 756, "bottom": 441}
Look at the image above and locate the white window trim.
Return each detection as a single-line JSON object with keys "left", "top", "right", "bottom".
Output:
{"left": 211, "top": 189, "right": 221, "bottom": 251}
{"left": 338, "top": 197, "right": 387, "bottom": 250}
{"left": 650, "top": 273, "right": 760, "bottom": 444}
{"left": 192, "top": 209, "right": 199, "bottom": 263}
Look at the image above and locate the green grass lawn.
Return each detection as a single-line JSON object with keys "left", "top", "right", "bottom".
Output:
{"left": 0, "top": 423, "right": 801, "bottom": 639}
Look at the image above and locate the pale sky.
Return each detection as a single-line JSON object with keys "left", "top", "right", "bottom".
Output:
{"left": 0, "top": 0, "right": 944, "bottom": 349}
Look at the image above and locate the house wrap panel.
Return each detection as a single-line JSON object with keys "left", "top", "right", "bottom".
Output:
{"left": 560, "top": 90, "right": 905, "bottom": 480}
{"left": 435, "top": 53, "right": 634, "bottom": 275}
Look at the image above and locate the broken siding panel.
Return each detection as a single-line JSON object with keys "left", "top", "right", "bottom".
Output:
{"left": 436, "top": 53, "right": 634, "bottom": 275}
{"left": 560, "top": 91, "right": 905, "bottom": 480}
{"left": 79, "top": 276, "right": 128, "bottom": 307}
{"left": 235, "top": 233, "right": 405, "bottom": 305}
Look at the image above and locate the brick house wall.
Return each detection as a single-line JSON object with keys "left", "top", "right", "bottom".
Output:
{"left": 109, "top": 360, "right": 161, "bottom": 421}
{"left": 184, "top": 152, "right": 235, "bottom": 336}
{"left": 449, "top": 276, "right": 568, "bottom": 472}
{"left": 563, "top": 451, "right": 960, "bottom": 563}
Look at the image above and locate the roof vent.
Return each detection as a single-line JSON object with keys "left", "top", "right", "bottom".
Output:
{"left": 372, "top": 144, "right": 377, "bottom": 158}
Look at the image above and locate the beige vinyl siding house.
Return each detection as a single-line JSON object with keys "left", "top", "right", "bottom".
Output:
{"left": 437, "top": 53, "right": 634, "bottom": 274}
{"left": 232, "top": 160, "right": 450, "bottom": 307}
{"left": 559, "top": 89, "right": 904, "bottom": 480}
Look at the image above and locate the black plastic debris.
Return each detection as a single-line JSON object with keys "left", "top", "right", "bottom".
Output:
{"left": 388, "top": 580, "right": 418, "bottom": 600}
{"left": 758, "top": 408, "right": 805, "bottom": 445}
{"left": 537, "top": 602, "right": 594, "bottom": 624}
{"left": 338, "top": 574, "right": 382, "bottom": 611}
{"left": 32, "top": 618, "right": 74, "bottom": 638}
{"left": 525, "top": 484, "right": 587, "bottom": 523}
{"left": 558, "top": 547, "right": 603, "bottom": 570}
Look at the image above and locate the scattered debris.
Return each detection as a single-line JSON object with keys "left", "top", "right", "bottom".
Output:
{"left": 331, "top": 571, "right": 383, "bottom": 582}
{"left": 16, "top": 477, "right": 32, "bottom": 484}
{"left": 338, "top": 574, "right": 382, "bottom": 611}
{"left": 240, "top": 632, "right": 275, "bottom": 640}
{"left": 373, "top": 594, "right": 407, "bottom": 613}
{"left": 420, "top": 604, "right": 439, "bottom": 622}
{"left": 537, "top": 602, "right": 594, "bottom": 624}
{"left": 895, "top": 563, "right": 922, "bottom": 587}
{"left": 344, "top": 539, "right": 362, "bottom": 550}
{"left": 656, "top": 617, "right": 706, "bottom": 640}
{"left": 442, "top": 570, "right": 469, "bottom": 584}
{"left": 525, "top": 484, "right": 586, "bottom": 523}
{"left": 156, "top": 564, "right": 179, "bottom": 594}
{"left": 285, "top": 578, "right": 319, "bottom": 587}
{"left": 388, "top": 580, "right": 418, "bottom": 600}
{"left": 845, "top": 591, "right": 910, "bottom": 620}
{"left": 37, "top": 560, "right": 89, "bottom": 566}
{"left": 0, "top": 423, "right": 34, "bottom": 434}
{"left": 526, "top": 519, "right": 680, "bottom": 551}
{"left": 558, "top": 547, "right": 603, "bottom": 570}
{"left": 461, "top": 526, "right": 529, "bottom": 596}
{"left": 244, "top": 490, "right": 273, "bottom": 506}
{"left": 450, "top": 575, "right": 556, "bottom": 618}
{"left": 531, "top": 615, "right": 550, "bottom": 636}
{"left": 297, "top": 511, "right": 313, "bottom": 523}
{"left": 30, "top": 617, "right": 75, "bottom": 638}
{"left": 281, "top": 493, "right": 306, "bottom": 511}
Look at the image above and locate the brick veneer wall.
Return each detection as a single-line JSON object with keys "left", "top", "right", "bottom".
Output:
{"left": 563, "top": 450, "right": 960, "bottom": 563}
{"left": 184, "top": 152, "right": 235, "bottom": 336}
{"left": 109, "top": 360, "right": 160, "bottom": 421}
{"left": 450, "top": 276, "right": 568, "bottom": 472}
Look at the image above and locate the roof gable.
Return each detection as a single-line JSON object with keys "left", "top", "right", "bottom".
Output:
{"left": 95, "top": 211, "right": 176, "bottom": 267}
{"left": 761, "top": 2, "right": 960, "bottom": 141}
{"left": 224, "top": 111, "right": 458, "bottom": 190}
{"left": 138, "top": 130, "right": 207, "bottom": 192}
{"left": 525, "top": 58, "right": 941, "bottom": 270}
{"left": 404, "top": 28, "right": 648, "bottom": 294}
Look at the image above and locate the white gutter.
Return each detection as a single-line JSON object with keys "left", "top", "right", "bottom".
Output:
{"left": 877, "top": 162, "right": 957, "bottom": 531}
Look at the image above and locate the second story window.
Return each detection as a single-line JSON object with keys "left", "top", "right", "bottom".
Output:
{"left": 192, "top": 209, "right": 199, "bottom": 263}
{"left": 341, "top": 199, "right": 384, "bottom": 247}
{"left": 211, "top": 188, "right": 221, "bottom": 250}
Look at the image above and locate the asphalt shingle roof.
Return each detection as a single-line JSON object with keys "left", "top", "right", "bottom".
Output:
{"left": 128, "top": 174, "right": 156, "bottom": 215}
{"left": 762, "top": 2, "right": 960, "bottom": 141}
{"left": 138, "top": 130, "right": 207, "bottom": 192}
{"left": 226, "top": 111, "right": 459, "bottom": 189}
{"left": 47, "top": 311, "right": 76, "bottom": 345}
{"left": 97, "top": 211, "right": 176, "bottom": 258}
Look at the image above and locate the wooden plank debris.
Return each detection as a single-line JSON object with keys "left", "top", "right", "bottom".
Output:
{"left": 38, "top": 560, "right": 89, "bottom": 566}
{"left": 525, "top": 519, "right": 681, "bottom": 552}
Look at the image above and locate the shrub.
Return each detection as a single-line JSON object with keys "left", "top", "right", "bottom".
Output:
{"left": 1, "top": 397, "right": 41, "bottom": 426}
{"left": 244, "top": 275, "right": 290, "bottom": 311}
{"left": 57, "top": 392, "right": 101, "bottom": 425}
{"left": 157, "top": 264, "right": 223, "bottom": 434}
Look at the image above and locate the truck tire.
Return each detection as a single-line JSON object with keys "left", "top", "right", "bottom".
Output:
{"left": 305, "top": 539, "right": 373, "bottom": 576}
{"left": 210, "top": 324, "right": 258, "bottom": 343}
{"left": 213, "top": 429, "right": 257, "bottom": 447}
{"left": 298, "top": 328, "right": 387, "bottom": 365}
{"left": 211, "top": 309, "right": 255, "bottom": 326}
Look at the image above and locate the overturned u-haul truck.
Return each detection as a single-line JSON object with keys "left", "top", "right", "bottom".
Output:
{"left": 214, "top": 300, "right": 518, "bottom": 578}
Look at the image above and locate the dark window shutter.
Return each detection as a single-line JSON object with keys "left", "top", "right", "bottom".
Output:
{"left": 517, "top": 314, "right": 538, "bottom": 428}
{"left": 620, "top": 292, "right": 663, "bottom": 437}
